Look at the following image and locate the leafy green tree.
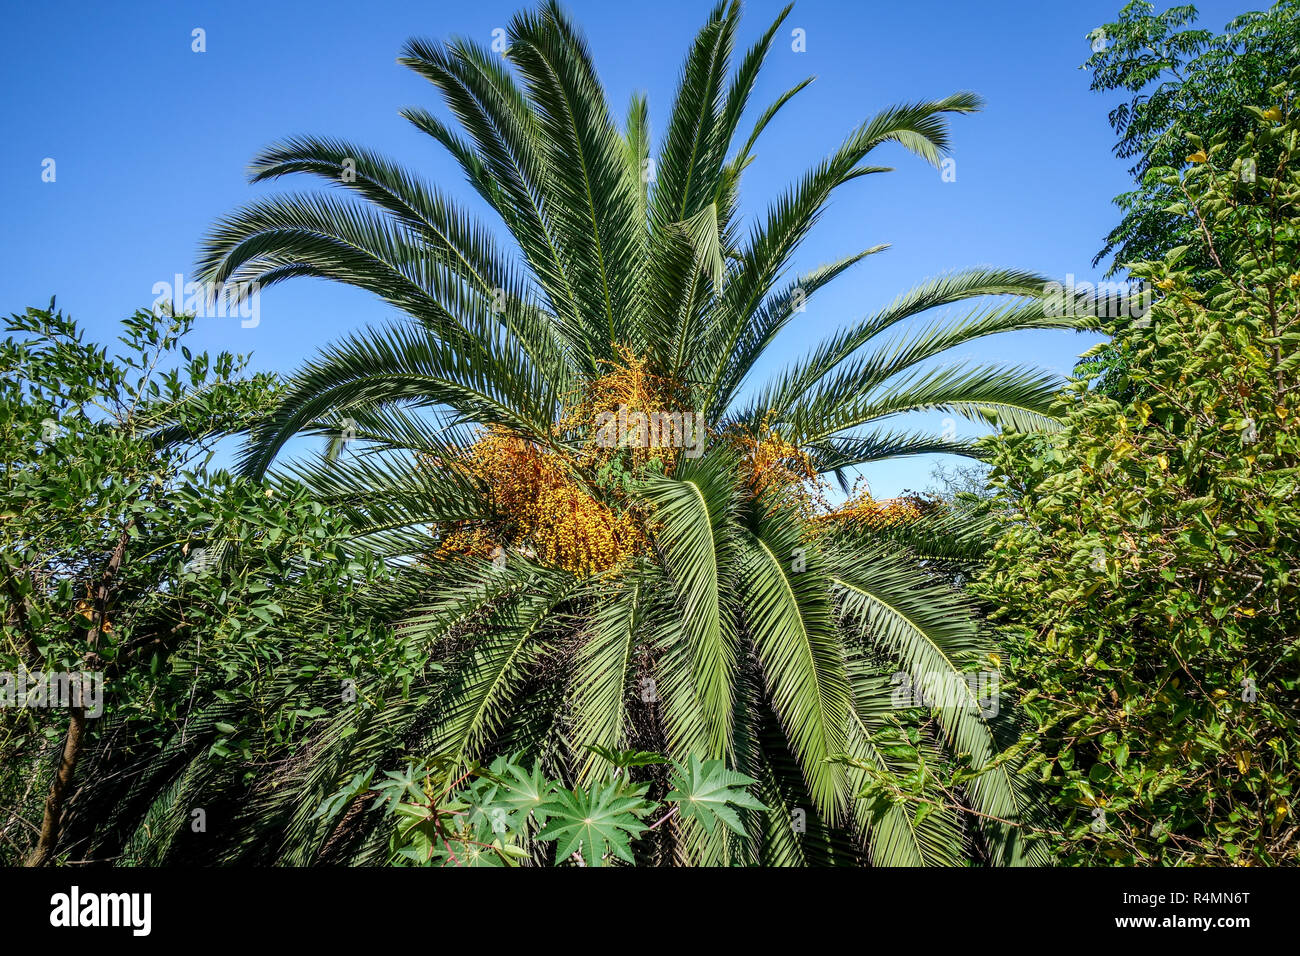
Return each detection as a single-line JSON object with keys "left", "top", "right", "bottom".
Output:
{"left": 0, "top": 306, "right": 402, "bottom": 866}
{"left": 1085, "top": 0, "right": 1300, "bottom": 276}
{"left": 980, "top": 94, "right": 1300, "bottom": 864}
{"left": 1078, "top": 2, "right": 1299, "bottom": 397}
{"left": 191, "top": 0, "right": 1085, "bottom": 865}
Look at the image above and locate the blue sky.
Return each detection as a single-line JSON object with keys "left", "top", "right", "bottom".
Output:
{"left": 0, "top": 0, "right": 1250, "bottom": 496}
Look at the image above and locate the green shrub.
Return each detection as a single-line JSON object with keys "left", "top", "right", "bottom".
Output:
{"left": 981, "top": 86, "right": 1300, "bottom": 865}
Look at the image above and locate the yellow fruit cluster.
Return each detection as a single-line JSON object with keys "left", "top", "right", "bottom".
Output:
{"left": 822, "top": 485, "right": 939, "bottom": 529}
{"left": 437, "top": 426, "right": 647, "bottom": 578}
{"left": 433, "top": 354, "right": 938, "bottom": 575}
{"left": 436, "top": 346, "right": 687, "bottom": 578}
{"left": 729, "top": 413, "right": 823, "bottom": 513}
{"left": 562, "top": 344, "right": 691, "bottom": 473}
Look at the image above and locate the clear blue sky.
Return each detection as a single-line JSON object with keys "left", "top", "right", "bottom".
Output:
{"left": 0, "top": 0, "right": 1250, "bottom": 495}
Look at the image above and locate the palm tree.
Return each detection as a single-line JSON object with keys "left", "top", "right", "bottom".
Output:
{"left": 195, "top": 0, "right": 1077, "bottom": 865}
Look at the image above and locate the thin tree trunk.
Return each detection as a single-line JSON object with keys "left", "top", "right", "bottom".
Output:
{"left": 25, "top": 707, "right": 85, "bottom": 866}
{"left": 24, "top": 524, "right": 130, "bottom": 866}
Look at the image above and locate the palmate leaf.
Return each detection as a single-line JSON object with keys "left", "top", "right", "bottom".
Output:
{"left": 479, "top": 755, "right": 557, "bottom": 827}
{"left": 457, "top": 778, "right": 519, "bottom": 838}
{"left": 535, "top": 782, "right": 653, "bottom": 866}
{"left": 459, "top": 755, "right": 553, "bottom": 838}
{"left": 667, "top": 754, "right": 767, "bottom": 837}
{"left": 421, "top": 799, "right": 524, "bottom": 868}
{"left": 428, "top": 841, "right": 513, "bottom": 868}
{"left": 370, "top": 761, "right": 431, "bottom": 813}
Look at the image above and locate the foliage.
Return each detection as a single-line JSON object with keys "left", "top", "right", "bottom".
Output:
{"left": 1084, "top": 0, "right": 1300, "bottom": 277}
{"left": 332, "top": 749, "right": 763, "bottom": 866}
{"left": 176, "top": 0, "right": 1085, "bottom": 866}
{"left": 6, "top": 1, "right": 1090, "bottom": 867}
{"left": 1079, "top": 1, "right": 1300, "bottom": 397}
{"left": 926, "top": 461, "right": 1001, "bottom": 513}
{"left": 0, "top": 305, "right": 401, "bottom": 865}
{"left": 980, "top": 95, "right": 1300, "bottom": 864}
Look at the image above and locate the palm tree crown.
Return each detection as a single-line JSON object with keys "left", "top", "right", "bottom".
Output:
{"left": 197, "top": 0, "right": 1077, "bottom": 865}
